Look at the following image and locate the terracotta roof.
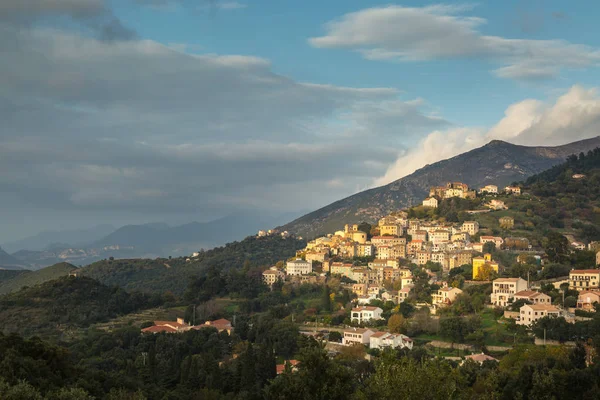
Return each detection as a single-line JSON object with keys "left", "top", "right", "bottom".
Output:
{"left": 465, "top": 353, "right": 498, "bottom": 363}
{"left": 352, "top": 306, "right": 381, "bottom": 311}
{"left": 570, "top": 269, "right": 600, "bottom": 274}
{"left": 142, "top": 325, "right": 177, "bottom": 333}
{"left": 153, "top": 320, "right": 187, "bottom": 328}
{"left": 522, "top": 304, "right": 559, "bottom": 312}
{"left": 494, "top": 278, "right": 522, "bottom": 282}
{"left": 515, "top": 290, "right": 538, "bottom": 297}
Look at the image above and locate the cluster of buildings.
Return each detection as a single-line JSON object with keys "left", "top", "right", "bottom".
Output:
{"left": 422, "top": 182, "right": 520, "bottom": 210}
{"left": 141, "top": 318, "right": 233, "bottom": 334}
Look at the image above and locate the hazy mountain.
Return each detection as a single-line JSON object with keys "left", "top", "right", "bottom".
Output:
{"left": 0, "top": 247, "right": 25, "bottom": 270}
{"left": 2, "top": 224, "right": 115, "bottom": 253}
{"left": 279, "top": 136, "right": 600, "bottom": 238}
{"left": 90, "top": 211, "right": 302, "bottom": 257}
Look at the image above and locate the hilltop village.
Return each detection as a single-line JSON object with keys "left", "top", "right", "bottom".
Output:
{"left": 259, "top": 181, "right": 600, "bottom": 350}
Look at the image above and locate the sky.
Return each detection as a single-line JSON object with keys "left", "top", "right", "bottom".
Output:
{"left": 3, "top": 0, "right": 600, "bottom": 243}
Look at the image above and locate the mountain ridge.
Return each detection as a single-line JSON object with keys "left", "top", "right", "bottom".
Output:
{"left": 279, "top": 136, "right": 600, "bottom": 238}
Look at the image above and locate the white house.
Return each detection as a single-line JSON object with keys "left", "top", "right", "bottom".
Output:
{"left": 422, "top": 197, "right": 439, "bottom": 208}
{"left": 342, "top": 328, "right": 374, "bottom": 345}
{"left": 490, "top": 277, "right": 528, "bottom": 307}
{"left": 369, "top": 332, "right": 414, "bottom": 350}
{"left": 286, "top": 259, "right": 313, "bottom": 276}
{"left": 432, "top": 287, "right": 462, "bottom": 307}
{"left": 351, "top": 306, "right": 383, "bottom": 324}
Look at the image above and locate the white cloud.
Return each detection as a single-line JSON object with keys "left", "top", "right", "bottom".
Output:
{"left": 376, "top": 85, "right": 600, "bottom": 184}
{"left": 309, "top": 5, "right": 600, "bottom": 80}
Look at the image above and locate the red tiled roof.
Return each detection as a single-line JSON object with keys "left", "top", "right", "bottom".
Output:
{"left": 142, "top": 325, "right": 177, "bottom": 333}
{"left": 571, "top": 269, "right": 600, "bottom": 274}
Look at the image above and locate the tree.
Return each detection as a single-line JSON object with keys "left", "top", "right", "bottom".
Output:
{"left": 388, "top": 313, "right": 405, "bottom": 333}
{"left": 321, "top": 286, "right": 331, "bottom": 312}
{"left": 483, "top": 242, "right": 496, "bottom": 254}
{"left": 543, "top": 231, "right": 570, "bottom": 263}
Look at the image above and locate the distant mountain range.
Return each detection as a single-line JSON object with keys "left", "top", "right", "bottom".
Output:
{"left": 2, "top": 225, "right": 116, "bottom": 254}
{"left": 4, "top": 211, "right": 302, "bottom": 270}
{"left": 279, "top": 136, "right": 600, "bottom": 238}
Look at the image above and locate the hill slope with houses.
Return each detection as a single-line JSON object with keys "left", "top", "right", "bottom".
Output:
{"left": 278, "top": 136, "right": 600, "bottom": 239}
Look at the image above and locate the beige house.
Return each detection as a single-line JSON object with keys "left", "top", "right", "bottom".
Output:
{"left": 514, "top": 290, "right": 551, "bottom": 305}
{"left": 416, "top": 250, "right": 432, "bottom": 265}
{"left": 343, "top": 328, "right": 375, "bottom": 345}
{"left": 262, "top": 268, "right": 285, "bottom": 286}
{"left": 422, "top": 197, "right": 439, "bottom": 208}
{"left": 432, "top": 287, "right": 463, "bottom": 306}
{"left": 490, "top": 277, "right": 528, "bottom": 307}
{"left": 499, "top": 216, "right": 515, "bottom": 229}
{"left": 461, "top": 221, "right": 480, "bottom": 236}
{"left": 505, "top": 186, "right": 521, "bottom": 195}
{"left": 356, "top": 243, "right": 375, "bottom": 257}
{"left": 431, "top": 230, "right": 451, "bottom": 244}
{"left": 577, "top": 291, "right": 600, "bottom": 312}
{"left": 380, "top": 224, "right": 404, "bottom": 236}
{"left": 518, "top": 304, "right": 560, "bottom": 326}
{"left": 569, "top": 269, "right": 600, "bottom": 291}
{"left": 479, "top": 185, "right": 498, "bottom": 194}
{"left": 480, "top": 236, "right": 504, "bottom": 249}
{"left": 398, "top": 285, "right": 412, "bottom": 303}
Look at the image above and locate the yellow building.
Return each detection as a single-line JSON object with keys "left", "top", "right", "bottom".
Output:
{"left": 380, "top": 224, "right": 403, "bottom": 236}
{"left": 472, "top": 253, "right": 499, "bottom": 280}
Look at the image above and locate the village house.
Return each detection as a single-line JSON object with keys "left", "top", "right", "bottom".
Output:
{"left": 413, "top": 230, "right": 428, "bottom": 242}
{"left": 342, "top": 328, "right": 375, "bottom": 345}
{"left": 422, "top": 197, "right": 439, "bottom": 208}
{"left": 472, "top": 253, "right": 500, "bottom": 280}
{"left": 352, "top": 283, "right": 368, "bottom": 296}
{"left": 432, "top": 287, "right": 463, "bottom": 307}
{"left": 488, "top": 199, "right": 507, "bottom": 210}
{"left": 471, "top": 242, "right": 484, "bottom": 252}
{"left": 576, "top": 291, "right": 600, "bottom": 312}
{"left": 192, "top": 318, "right": 233, "bottom": 334}
{"left": 381, "top": 290, "right": 399, "bottom": 304}
{"left": 518, "top": 304, "right": 560, "bottom": 326}
{"left": 461, "top": 221, "right": 480, "bottom": 236}
{"left": 330, "top": 262, "right": 354, "bottom": 278}
{"left": 571, "top": 241, "right": 586, "bottom": 251}
{"left": 380, "top": 224, "right": 404, "bottom": 236}
{"left": 407, "top": 240, "right": 424, "bottom": 255}
{"left": 369, "top": 332, "right": 414, "bottom": 350}
{"left": 356, "top": 243, "right": 375, "bottom": 257}
{"left": 490, "top": 277, "right": 528, "bottom": 307}
{"left": 514, "top": 290, "right": 552, "bottom": 305}
{"left": 480, "top": 236, "right": 504, "bottom": 249}
{"left": 416, "top": 250, "right": 432, "bottom": 265}
{"left": 499, "top": 216, "right": 515, "bottom": 229}
{"left": 398, "top": 285, "right": 413, "bottom": 303}
{"left": 569, "top": 269, "right": 600, "bottom": 291}
{"left": 371, "top": 236, "right": 406, "bottom": 247}
{"left": 376, "top": 246, "right": 391, "bottom": 259}
{"left": 286, "top": 259, "right": 313, "bottom": 276}
{"left": 276, "top": 360, "right": 300, "bottom": 375}
{"left": 262, "top": 267, "right": 285, "bottom": 286}
{"left": 357, "top": 294, "right": 378, "bottom": 305}
{"left": 463, "top": 353, "right": 499, "bottom": 364}
{"left": 479, "top": 185, "right": 498, "bottom": 194}
{"left": 505, "top": 186, "right": 521, "bottom": 195}
{"left": 351, "top": 306, "right": 383, "bottom": 323}
{"left": 447, "top": 251, "right": 473, "bottom": 270}
{"left": 431, "top": 230, "right": 451, "bottom": 244}
{"left": 305, "top": 250, "right": 329, "bottom": 263}
{"left": 142, "top": 318, "right": 190, "bottom": 334}
{"left": 451, "top": 232, "right": 469, "bottom": 242}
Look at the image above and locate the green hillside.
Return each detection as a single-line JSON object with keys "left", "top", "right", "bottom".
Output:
{"left": 0, "top": 270, "right": 25, "bottom": 284}
{"left": 0, "top": 276, "right": 161, "bottom": 338}
{"left": 80, "top": 235, "right": 306, "bottom": 295}
{"left": 0, "top": 262, "right": 77, "bottom": 295}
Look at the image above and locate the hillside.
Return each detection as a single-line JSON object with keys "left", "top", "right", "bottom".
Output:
{"left": 1, "top": 224, "right": 115, "bottom": 253}
{"left": 0, "top": 262, "right": 78, "bottom": 295}
{"left": 80, "top": 235, "right": 306, "bottom": 295}
{"left": 0, "top": 276, "right": 161, "bottom": 338}
{"left": 280, "top": 136, "right": 600, "bottom": 238}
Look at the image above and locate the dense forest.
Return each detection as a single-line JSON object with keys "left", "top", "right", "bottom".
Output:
{"left": 0, "top": 276, "right": 163, "bottom": 338}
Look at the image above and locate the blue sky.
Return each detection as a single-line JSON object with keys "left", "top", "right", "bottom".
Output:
{"left": 2, "top": 0, "right": 600, "bottom": 242}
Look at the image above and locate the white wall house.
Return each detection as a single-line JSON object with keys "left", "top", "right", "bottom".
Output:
{"left": 286, "top": 259, "right": 313, "bottom": 276}
{"left": 490, "top": 277, "right": 528, "bottom": 307}
{"left": 518, "top": 304, "right": 560, "bottom": 326}
{"left": 342, "top": 328, "right": 374, "bottom": 345}
{"left": 369, "top": 332, "right": 414, "bottom": 350}
{"left": 351, "top": 306, "right": 383, "bottom": 324}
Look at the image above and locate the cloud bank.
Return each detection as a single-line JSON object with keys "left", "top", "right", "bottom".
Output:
{"left": 310, "top": 4, "right": 600, "bottom": 80}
